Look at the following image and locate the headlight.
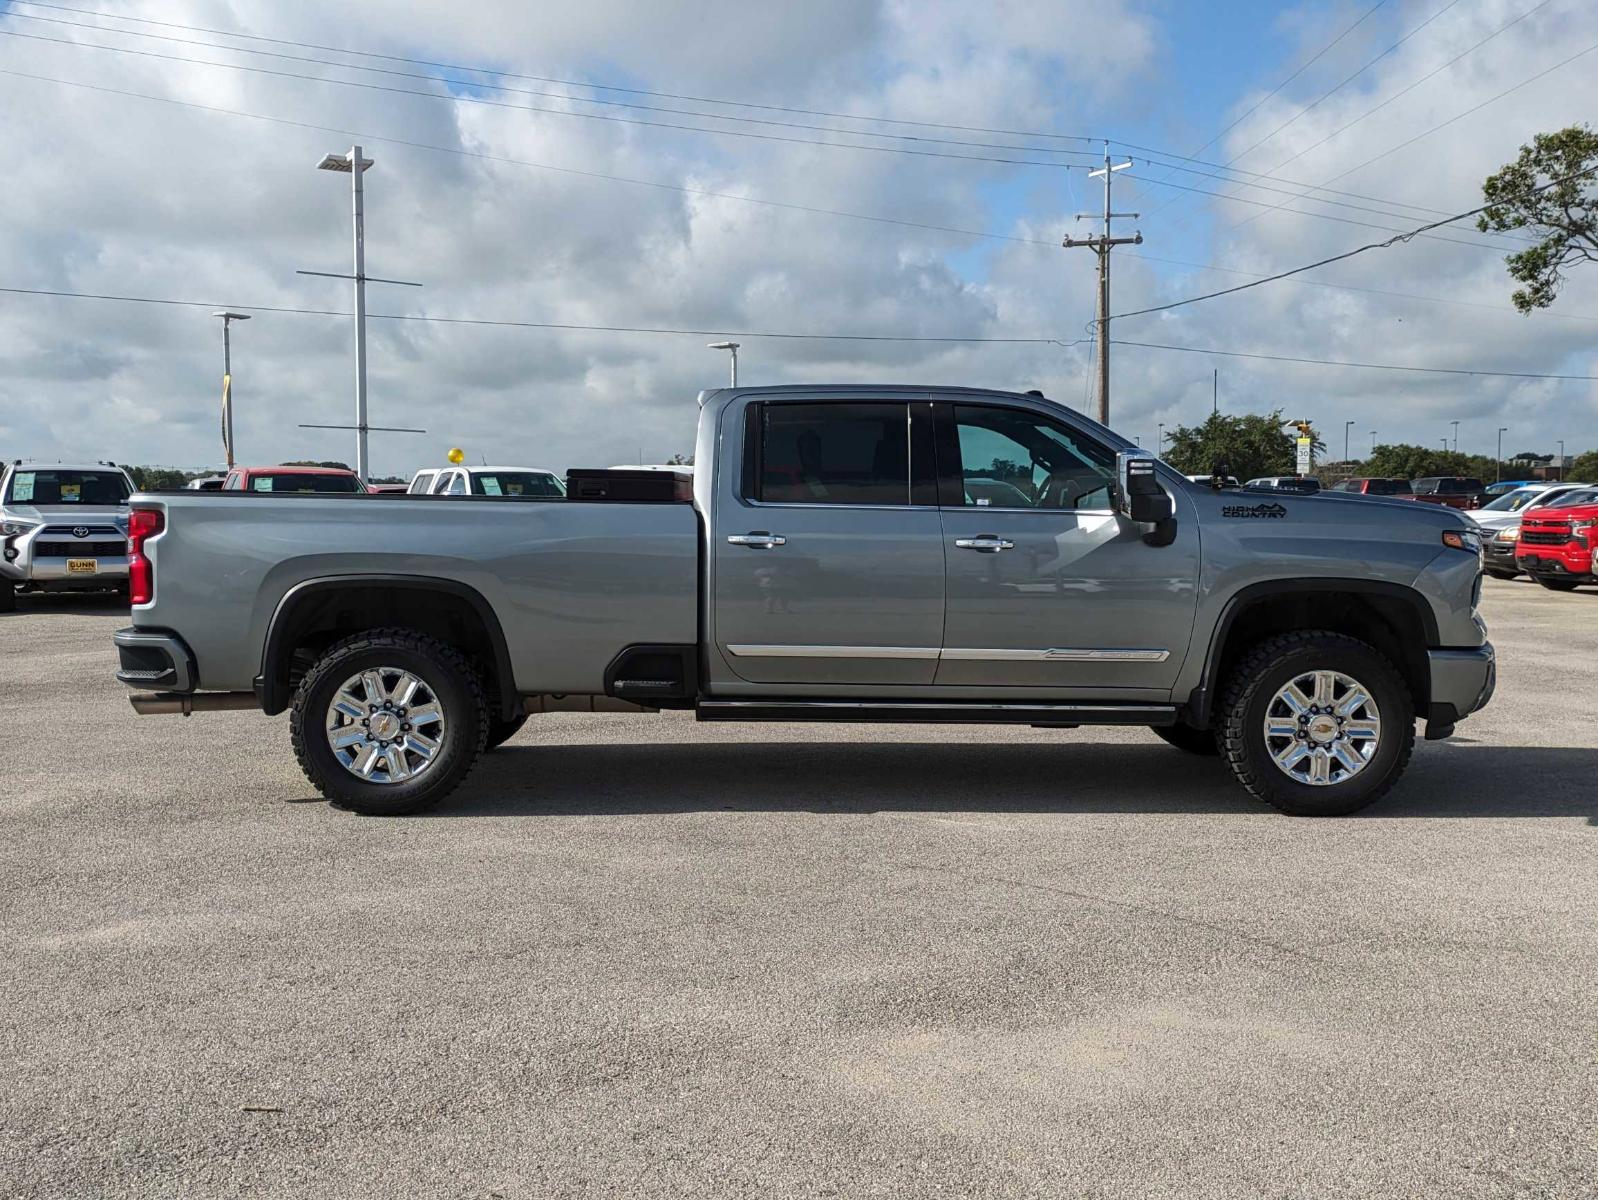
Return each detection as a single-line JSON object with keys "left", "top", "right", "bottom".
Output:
{"left": 1496, "top": 527, "right": 1519, "bottom": 542}
{"left": 1442, "top": 529, "right": 1481, "bottom": 553}
{"left": 1, "top": 519, "right": 39, "bottom": 537}
{"left": 1572, "top": 519, "right": 1593, "bottom": 534}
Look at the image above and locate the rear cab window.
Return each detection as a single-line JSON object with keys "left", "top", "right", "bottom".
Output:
{"left": 247, "top": 473, "right": 362, "bottom": 494}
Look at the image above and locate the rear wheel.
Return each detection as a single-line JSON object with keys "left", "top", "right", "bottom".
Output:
{"left": 1150, "top": 721, "right": 1220, "bottom": 756}
{"left": 290, "top": 629, "right": 487, "bottom": 815}
{"left": 1534, "top": 576, "right": 1580, "bottom": 592}
{"left": 1219, "top": 631, "right": 1413, "bottom": 817}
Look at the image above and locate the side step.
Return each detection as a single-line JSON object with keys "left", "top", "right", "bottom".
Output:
{"left": 695, "top": 700, "right": 1178, "bottom": 727}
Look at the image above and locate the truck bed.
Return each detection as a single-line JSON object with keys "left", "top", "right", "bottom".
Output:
{"left": 133, "top": 491, "right": 700, "bottom": 696}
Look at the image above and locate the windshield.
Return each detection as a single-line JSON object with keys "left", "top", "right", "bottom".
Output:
{"left": 471, "top": 471, "right": 565, "bottom": 497}
{"left": 1481, "top": 487, "right": 1542, "bottom": 512}
{"left": 1542, "top": 488, "right": 1598, "bottom": 510}
{"left": 5, "top": 469, "right": 130, "bottom": 505}
{"left": 247, "top": 472, "right": 363, "bottom": 494}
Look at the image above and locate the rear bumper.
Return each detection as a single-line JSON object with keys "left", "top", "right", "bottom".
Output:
{"left": 1424, "top": 644, "right": 1495, "bottom": 739}
{"left": 114, "top": 627, "right": 197, "bottom": 692}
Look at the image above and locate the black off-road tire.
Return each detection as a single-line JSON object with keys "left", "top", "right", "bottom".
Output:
{"left": 1484, "top": 568, "right": 1519, "bottom": 581}
{"left": 290, "top": 628, "right": 487, "bottom": 816}
{"left": 1534, "top": 576, "right": 1580, "bottom": 592}
{"left": 0, "top": 579, "right": 15, "bottom": 613}
{"left": 485, "top": 712, "right": 528, "bottom": 750}
{"left": 1219, "top": 631, "right": 1414, "bottom": 817}
{"left": 1150, "top": 721, "right": 1221, "bottom": 756}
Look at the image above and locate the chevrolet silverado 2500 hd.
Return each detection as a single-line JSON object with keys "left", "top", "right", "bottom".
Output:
{"left": 113, "top": 385, "right": 1495, "bottom": 817}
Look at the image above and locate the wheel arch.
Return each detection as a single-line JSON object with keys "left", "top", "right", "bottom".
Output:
{"left": 1186, "top": 579, "right": 1436, "bottom": 729}
{"left": 256, "top": 575, "right": 517, "bottom": 719}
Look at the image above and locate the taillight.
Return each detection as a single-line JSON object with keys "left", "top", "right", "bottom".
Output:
{"left": 127, "top": 507, "right": 163, "bottom": 605}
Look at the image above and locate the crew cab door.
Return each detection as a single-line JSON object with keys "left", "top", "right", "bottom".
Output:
{"left": 932, "top": 399, "right": 1200, "bottom": 693}
{"left": 711, "top": 397, "right": 945, "bottom": 686}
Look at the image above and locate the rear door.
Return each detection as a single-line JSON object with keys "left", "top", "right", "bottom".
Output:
{"left": 711, "top": 397, "right": 945, "bottom": 686}
{"left": 933, "top": 399, "right": 1200, "bottom": 693}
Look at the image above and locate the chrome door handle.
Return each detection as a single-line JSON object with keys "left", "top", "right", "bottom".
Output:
{"left": 955, "top": 535, "right": 1014, "bottom": 552}
{"left": 727, "top": 532, "right": 786, "bottom": 549}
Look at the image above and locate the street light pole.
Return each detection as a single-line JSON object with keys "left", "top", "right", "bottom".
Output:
{"left": 1450, "top": 420, "right": 1459, "bottom": 454}
{"left": 1497, "top": 426, "right": 1508, "bottom": 481}
{"left": 211, "top": 311, "right": 250, "bottom": 468}
{"left": 1344, "top": 420, "right": 1355, "bottom": 464}
{"left": 708, "top": 341, "right": 740, "bottom": 387}
{"left": 1370, "top": 430, "right": 1377, "bottom": 455}
{"left": 1157, "top": 422, "right": 1164, "bottom": 456}
{"left": 317, "top": 147, "right": 375, "bottom": 479}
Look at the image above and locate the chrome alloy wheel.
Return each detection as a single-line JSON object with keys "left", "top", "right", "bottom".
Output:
{"left": 1262, "top": 669, "right": 1381, "bottom": 787}
{"left": 324, "top": 667, "right": 446, "bottom": 785}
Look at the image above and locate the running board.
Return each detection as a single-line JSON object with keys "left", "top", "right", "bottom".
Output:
{"left": 695, "top": 700, "right": 1178, "bottom": 727}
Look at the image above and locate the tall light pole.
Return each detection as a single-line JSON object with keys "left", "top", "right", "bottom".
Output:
{"left": 1370, "top": 430, "right": 1377, "bottom": 455}
{"left": 708, "top": 341, "right": 740, "bottom": 387}
{"left": 1558, "top": 439, "right": 1565, "bottom": 479}
{"left": 1497, "top": 426, "right": 1509, "bottom": 481}
{"left": 1450, "top": 420, "right": 1459, "bottom": 453}
{"left": 1344, "top": 420, "right": 1355, "bottom": 464}
{"left": 211, "top": 311, "right": 250, "bottom": 468}
{"left": 316, "top": 148, "right": 374, "bottom": 479}
{"left": 1156, "top": 422, "right": 1164, "bottom": 455}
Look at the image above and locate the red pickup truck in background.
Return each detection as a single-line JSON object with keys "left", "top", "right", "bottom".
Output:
{"left": 1515, "top": 495, "right": 1598, "bottom": 591}
{"left": 1409, "top": 477, "right": 1488, "bottom": 511}
{"left": 221, "top": 465, "right": 369, "bottom": 493}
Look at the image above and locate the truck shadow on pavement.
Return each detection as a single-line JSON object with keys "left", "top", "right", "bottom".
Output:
{"left": 435, "top": 740, "right": 1598, "bottom": 821}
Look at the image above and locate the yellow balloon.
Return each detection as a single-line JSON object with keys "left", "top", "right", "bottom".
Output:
{"left": 447, "top": 447, "right": 465, "bottom": 465}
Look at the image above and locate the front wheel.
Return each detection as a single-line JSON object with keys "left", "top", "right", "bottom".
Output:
{"left": 290, "top": 628, "right": 487, "bottom": 815}
{"left": 1219, "top": 632, "right": 1414, "bottom": 817}
{"left": 1534, "top": 576, "right": 1580, "bottom": 592}
{"left": 1484, "top": 568, "right": 1519, "bottom": 581}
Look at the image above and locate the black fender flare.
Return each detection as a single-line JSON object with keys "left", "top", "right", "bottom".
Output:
{"left": 254, "top": 574, "right": 518, "bottom": 719}
{"left": 1184, "top": 578, "right": 1439, "bottom": 729}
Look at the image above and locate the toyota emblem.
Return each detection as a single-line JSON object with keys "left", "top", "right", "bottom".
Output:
{"left": 72, "top": 526, "right": 91, "bottom": 538}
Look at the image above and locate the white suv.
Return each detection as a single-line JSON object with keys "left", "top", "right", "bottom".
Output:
{"left": 406, "top": 465, "right": 565, "bottom": 498}
{"left": 1, "top": 461, "right": 136, "bottom": 610}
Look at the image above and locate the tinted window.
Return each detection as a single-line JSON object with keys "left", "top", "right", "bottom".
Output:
{"left": 472, "top": 471, "right": 564, "bottom": 497}
{"left": 6, "top": 470, "right": 130, "bottom": 505}
{"left": 247, "top": 473, "right": 362, "bottom": 493}
{"left": 951, "top": 405, "right": 1115, "bottom": 509}
{"left": 757, "top": 403, "right": 910, "bottom": 505}
{"left": 1365, "top": 479, "right": 1410, "bottom": 495}
{"left": 443, "top": 473, "right": 468, "bottom": 496}
{"left": 409, "top": 471, "right": 437, "bottom": 494}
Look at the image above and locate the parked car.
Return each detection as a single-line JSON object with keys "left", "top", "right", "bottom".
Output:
{"left": 114, "top": 384, "right": 1493, "bottom": 819}
{"left": 1483, "top": 480, "right": 1538, "bottom": 497}
{"left": 1409, "top": 477, "right": 1487, "bottom": 510}
{"left": 1471, "top": 483, "right": 1593, "bottom": 579}
{"left": 1327, "top": 478, "right": 1413, "bottom": 497}
{"left": 1244, "top": 475, "right": 1322, "bottom": 493}
{"left": 1184, "top": 474, "right": 1240, "bottom": 488}
{"left": 185, "top": 475, "right": 227, "bottom": 491}
{"left": 0, "top": 460, "right": 135, "bottom": 610}
{"left": 367, "top": 483, "right": 411, "bottom": 494}
{"left": 1515, "top": 491, "right": 1598, "bottom": 590}
{"left": 222, "top": 465, "right": 368, "bottom": 493}
{"left": 408, "top": 465, "right": 566, "bottom": 498}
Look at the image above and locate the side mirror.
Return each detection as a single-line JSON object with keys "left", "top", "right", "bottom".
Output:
{"left": 1117, "top": 452, "right": 1174, "bottom": 525}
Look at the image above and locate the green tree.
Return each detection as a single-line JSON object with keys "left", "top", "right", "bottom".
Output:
{"left": 1478, "top": 125, "right": 1598, "bottom": 313}
{"left": 126, "top": 466, "right": 193, "bottom": 490}
{"left": 1568, "top": 450, "right": 1598, "bottom": 481}
{"left": 1162, "top": 410, "right": 1310, "bottom": 481}
{"left": 1364, "top": 444, "right": 1499, "bottom": 482}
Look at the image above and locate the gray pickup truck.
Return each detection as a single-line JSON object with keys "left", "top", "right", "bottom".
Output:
{"left": 114, "top": 385, "right": 1494, "bottom": 817}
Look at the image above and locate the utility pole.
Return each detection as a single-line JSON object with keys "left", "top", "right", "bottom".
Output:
{"left": 301, "top": 147, "right": 425, "bottom": 479}
{"left": 1064, "top": 143, "right": 1142, "bottom": 428}
{"left": 1212, "top": 369, "right": 1218, "bottom": 416}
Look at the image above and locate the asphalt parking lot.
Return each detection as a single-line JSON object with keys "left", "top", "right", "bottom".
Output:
{"left": 2, "top": 578, "right": 1595, "bottom": 1199}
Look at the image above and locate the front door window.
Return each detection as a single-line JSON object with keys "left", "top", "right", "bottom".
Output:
{"left": 951, "top": 405, "right": 1116, "bottom": 511}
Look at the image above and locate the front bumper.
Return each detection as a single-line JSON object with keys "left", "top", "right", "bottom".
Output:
{"left": 1424, "top": 644, "right": 1495, "bottom": 739}
{"left": 1481, "top": 539, "right": 1520, "bottom": 571}
{"left": 1516, "top": 552, "right": 1594, "bottom": 581}
{"left": 114, "top": 627, "right": 197, "bottom": 692}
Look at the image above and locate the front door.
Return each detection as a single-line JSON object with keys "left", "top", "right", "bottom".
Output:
{"left": 934, "top": 400, "right": 1200, "bottom": 693}
{"left": 713, "top": 398, "right": 946, "bottom": 686}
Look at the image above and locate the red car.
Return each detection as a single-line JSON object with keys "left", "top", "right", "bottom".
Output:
{"left": 221, "top": 465, "right": 369, "bottom": 494}
{"left": 1327, "top": 477, "right": 1414, "bottom": 497}
{"left": 1515, "top": 495, "right": 1598, "bottom": 591}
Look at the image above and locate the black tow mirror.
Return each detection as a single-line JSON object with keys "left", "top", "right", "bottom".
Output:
{"left": 1117, "top": 452, "right": 1177, "bottom": 545}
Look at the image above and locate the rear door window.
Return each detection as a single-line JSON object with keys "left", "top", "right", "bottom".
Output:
{"left": 754, "top": 402, "right": 912, "bottom": 505}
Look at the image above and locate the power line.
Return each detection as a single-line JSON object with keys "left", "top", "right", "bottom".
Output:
{"left": 2, "top": 282, "right": 1594, "bottom": 380}
{"left": 1112, "top": 338, "right": 1598, "bottom": 380}
{"left": 1110, "top": 166, "right": 1598, "bottom": 321}
{"left": 0, "top": 9, "right": 1105, "bottom": 160}
{"left": 6, "top": 64, "right": 1589, "bottom": 331}
{"left": 5, "top": 0, "right": 1101, "bottom": 145}
{"left": 0, "top": 27, "right": 1097, "bottom": 171}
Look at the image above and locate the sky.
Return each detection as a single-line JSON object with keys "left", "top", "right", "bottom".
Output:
{"left": 0, "top": 0, "right": 1594, "bottom": 477}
